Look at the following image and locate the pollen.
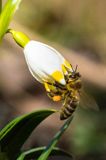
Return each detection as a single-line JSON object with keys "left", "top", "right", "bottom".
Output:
{"left": 52, "top": 70, "right": 64, "bottom": 83}
{"left": 53, "top": 95, "right": 61, "bottom": 101}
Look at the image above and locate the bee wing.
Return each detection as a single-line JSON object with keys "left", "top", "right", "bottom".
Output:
{"left": 79, "top": 90, "right": 99, "bottom": 111}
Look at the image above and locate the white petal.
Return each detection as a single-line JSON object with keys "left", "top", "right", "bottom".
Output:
{"left": 24, "top": 40, "right": 66, "bottom": 85}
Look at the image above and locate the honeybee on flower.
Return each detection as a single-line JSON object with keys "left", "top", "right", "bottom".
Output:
{"left": 24, "top": 41, "right": 82, "bottom": 120}
{"left": 8, "top": 29, "right": 98, "bottom": 120}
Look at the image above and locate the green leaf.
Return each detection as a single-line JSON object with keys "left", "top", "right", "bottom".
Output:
{"left": 0, "top": 109, "right": 56, "bottom": 160}
{"left": 17, "top": 146, "right": 73, "bottom": 160}
{"left": 37, "top": 116, "right": 73, "bottom": 160}
{"left": 0, "top": 0, "right": 21, "bottom": 40}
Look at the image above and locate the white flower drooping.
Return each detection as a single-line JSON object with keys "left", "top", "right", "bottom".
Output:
{"left": 8, "top": 29, "right": 73, "bottom": 88}
{"left": 24, "top": 40, "right": 73, "bottom": 85}
{"left": 8, "top": 29, "right": 82, "bottom": 120}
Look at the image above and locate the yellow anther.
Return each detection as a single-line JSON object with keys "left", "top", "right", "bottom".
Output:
{"left": 64, "top": 60, "right": 72, "bottom": 69}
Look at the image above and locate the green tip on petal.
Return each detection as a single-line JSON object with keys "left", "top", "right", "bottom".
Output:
{"left": 7, "top": 29, "right": 30, "bottom": 48}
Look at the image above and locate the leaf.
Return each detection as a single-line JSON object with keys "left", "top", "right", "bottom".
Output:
{"left": 37, "top": 116, "right": 73, "bottom": 160}
{"left": 0, "top": 109, "right": 56, "bottom": 160}
{"left": 0, "top": 0, "right": 21, "bottom": 40}
{"left": 17, "top": 146, "right": 73, "bottom": 160}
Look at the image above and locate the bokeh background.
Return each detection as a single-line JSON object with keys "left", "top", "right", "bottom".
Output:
{"left": 0, "top": 0, "right": 106, "bottom": 159}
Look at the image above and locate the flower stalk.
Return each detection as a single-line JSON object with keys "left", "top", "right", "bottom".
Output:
{"left": 7, "top": 29, "right": 30, "bottom": 47}
{"left": 0, "top": 0, "right": 2, "bottom": 14}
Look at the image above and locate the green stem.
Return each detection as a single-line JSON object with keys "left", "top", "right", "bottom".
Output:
{"left": 0, "top": 0, "right": 21, "bottom": 41}
{"left": 0, "top": 0, "right": 2, "bottom": 14}
{"left": 37, "top": 116, "right": 73, "bottom": 160}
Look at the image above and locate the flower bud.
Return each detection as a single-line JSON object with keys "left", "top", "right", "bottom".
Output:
{"left": 24, "top": 40, "right": 73, "bottom": 85}
{"left": 8, "top": 29, "right": 73, "bottom": 85}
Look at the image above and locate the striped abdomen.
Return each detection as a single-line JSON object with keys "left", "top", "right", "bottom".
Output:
{"left": 60, "top": 96, "right": 79, "bottom": 120}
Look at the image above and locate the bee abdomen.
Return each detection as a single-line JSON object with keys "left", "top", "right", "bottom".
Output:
{"left": 60, "top": 98, "right": 79, "bottom": 120}
{"left": 60, "top": 105, "right": 75, "bottom": 120}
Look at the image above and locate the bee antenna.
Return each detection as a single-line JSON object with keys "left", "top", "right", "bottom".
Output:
{"left": 74, "top": 65, "right": 78, "bottom": 73}
{"left": 72, "top": 65, "right": 78, "bottom": 75}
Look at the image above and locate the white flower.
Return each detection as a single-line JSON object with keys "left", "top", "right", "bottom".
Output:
{"left": 24, "top": 40, "right": 73, "bottom": 85}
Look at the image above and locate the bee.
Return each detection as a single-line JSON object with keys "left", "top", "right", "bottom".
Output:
{"left": 44, "top": 65, "right": 82, "bottom": 120}
{"left": 60, "top": 68, "right": 81, "bottom": 120}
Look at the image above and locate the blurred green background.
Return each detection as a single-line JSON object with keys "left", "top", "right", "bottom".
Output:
{"left": 0, "top": 0, "right": 106, "bottom": 159}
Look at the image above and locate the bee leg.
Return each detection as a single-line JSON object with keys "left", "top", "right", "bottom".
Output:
{"left": 44, "top": 82, "right": 62, "bottom": 102}
{"left": 44, "top": 82, "right": 51, "bottom": 92}
{"left": 47, "top": 91, "right": 62, "bottom": 102}
{"left": 44, "top": 82, "right": 53, "bottom": 99}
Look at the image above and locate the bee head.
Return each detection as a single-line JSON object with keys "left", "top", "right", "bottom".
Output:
{"left": 71, "top": 65, "right": 81, "bottom": 79}
{"left": 67, "top": 65, "right": 81, "bottom": 82}
{"left": 67, "top": 65, "right": 82, "bottom": 90}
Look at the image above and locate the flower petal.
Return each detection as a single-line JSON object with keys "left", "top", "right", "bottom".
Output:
{"left": 24, "top": 41, "right": 66, "bottom": 85}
